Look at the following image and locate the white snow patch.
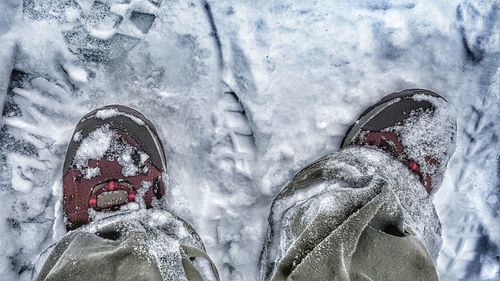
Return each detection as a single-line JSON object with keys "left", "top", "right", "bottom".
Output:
{"left": 11, "top": 168, "right": 34, "bottom": 193}
{"left": 7, "top": 153, "right": 46, "bottom": 193}
{"left": 73, "top": 125, "right": 114, "bottom": 168}
{"left": 82, "top": 166, "right": 100, "bottom": 179}
{"left": 65, "top": 7, "right": 80, "bottom": 22}
{"left": 94, "top": 108, "right": 146, "bottom": 126}
{"left": 140, "top": 152, "right": 149, "bottom": 163}
{"left": 73, "top": 130, "right": 82, "bottom": 142}
{"left": 95, "top": 108, "right": 120, "bottom": 119}
{"left": 118, "top": 146, "right": 140, "bottom": 177}
{"left": 51, "top": 179, "right": 66, "bottom": 241}
{"left": 63, "top": 62, "right": 88, "bottom": 86}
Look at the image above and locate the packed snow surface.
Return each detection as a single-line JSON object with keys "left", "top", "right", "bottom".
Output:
{"left": 0, "top": 0, "right": 498, "bottom": 281}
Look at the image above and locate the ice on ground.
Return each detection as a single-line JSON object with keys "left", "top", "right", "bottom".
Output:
{"left": 0, "top": 0, "right": 498, "bottom": 281}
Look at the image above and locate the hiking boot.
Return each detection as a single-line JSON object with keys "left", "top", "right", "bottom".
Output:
{"left": 63, "top": 105, "right": 167, "bottom": 230}
{"left": 341, "top": 89, "right": 456, "bottom": 194}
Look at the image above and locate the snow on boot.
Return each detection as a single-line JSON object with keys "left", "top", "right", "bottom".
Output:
{"left": 341, "top": 89, "right": 457, "bottom": 194}
{"left": 63, "top": 105, "right": 167, "bottom": 230}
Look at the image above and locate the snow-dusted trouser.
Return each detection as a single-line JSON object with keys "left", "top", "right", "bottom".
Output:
{"left": 36, "top": 147, "right": 441, "bottom": 281}
{"left": 34, "top": 210, "right": 220, "bottom": 281}
{"left": 261, "top": 147, "right": 441, "bottom": 281}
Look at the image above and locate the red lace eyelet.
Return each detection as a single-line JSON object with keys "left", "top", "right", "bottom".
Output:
{"left": 408, "top": 161, "right": 420, "bottom": 173}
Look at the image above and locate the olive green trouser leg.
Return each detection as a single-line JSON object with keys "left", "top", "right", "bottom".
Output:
{"left": 261, "top": 147, "right": 441, "bottom": 281}
{"left": 35, "top": 210, "right": 219, "bottom": 281}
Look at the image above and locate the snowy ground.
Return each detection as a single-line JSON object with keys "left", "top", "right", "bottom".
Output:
{"left": 0, "top": 0, "right": 498, "bottom": 280}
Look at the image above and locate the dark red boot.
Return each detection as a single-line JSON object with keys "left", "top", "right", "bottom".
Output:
{"left": 63, "top": 105, "right": 167, "bottom": 230}
{"left": 341, "top": 89, "right": 456, "bottom": 194}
